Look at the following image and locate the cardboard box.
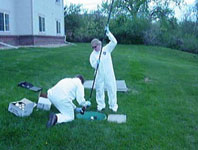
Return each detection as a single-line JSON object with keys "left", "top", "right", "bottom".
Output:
{"left": 37, "top": 97, "right": 51, "bottom": 111}
{"left": 8, "top": 98, "right": 34, "bottom": 117}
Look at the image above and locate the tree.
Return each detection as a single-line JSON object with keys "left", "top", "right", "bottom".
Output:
{"left": 101, "top": 0, "right": 184, "bottom": 19}
{"left": 64, "top": 4, "right": 84, "bottom": 41}
{"left": 64, "top": 3, "right": 106, "bottom": 42}
{"left": 101, "top": 0, "right": 150, "bottom": 18}
{"left": 193, "top": 0, "right": 198, "bottom": 22}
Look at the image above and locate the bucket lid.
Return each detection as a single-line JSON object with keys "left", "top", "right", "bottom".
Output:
{"left": 76, "top": 111, "right": 106, "bottom": 121}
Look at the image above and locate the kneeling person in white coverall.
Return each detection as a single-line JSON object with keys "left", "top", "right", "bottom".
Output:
{"left": 46, "top": 75, "right": 91, "bottom": 128}
{"left": 90, "top": 26, "right": 118, "bottom": 112}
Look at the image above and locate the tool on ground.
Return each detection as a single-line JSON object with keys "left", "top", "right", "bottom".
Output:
{"left": 18, "top": 81, "right": 42, "bottom": 92}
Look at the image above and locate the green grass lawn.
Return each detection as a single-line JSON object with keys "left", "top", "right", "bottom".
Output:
{"left": 0, "top": 44, "right": 198, "bottom": 150}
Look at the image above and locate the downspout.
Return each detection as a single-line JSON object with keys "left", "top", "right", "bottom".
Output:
{"left": 63, "top": 0, "right": 67, "bottom": 43}
{"left": 30, "top": 0, "right": 34, "bottom": 44}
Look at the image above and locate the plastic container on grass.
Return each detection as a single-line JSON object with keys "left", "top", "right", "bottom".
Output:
{"left": 8, "top": 98, "right": 34, "bottom": 117}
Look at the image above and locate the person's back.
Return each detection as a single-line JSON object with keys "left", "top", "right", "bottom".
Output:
{"left": 46, "top": 75, "right": 91, "bottom": 128}
{"left": 48, "top": 78, "right": 80, "bottom": 101}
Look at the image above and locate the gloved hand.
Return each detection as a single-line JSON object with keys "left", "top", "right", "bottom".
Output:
{"left": 81, "top": 101, "right": 91, "bottom": 108}
{"left": 85, "top": 101, "right": 91, "bottom": 107}
{"left": 75, "top": 107, "right": 84, "bottom": 114}
{"left": 105, "top": 25, "right": 110, "bottom": 34}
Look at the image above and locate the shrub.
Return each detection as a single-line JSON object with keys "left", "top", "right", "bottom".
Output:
{"left": 111, "top": 16, "right": 150, "bottom": 44}
{"left": 180, "top": 34, "right": 198, "bottom": 54}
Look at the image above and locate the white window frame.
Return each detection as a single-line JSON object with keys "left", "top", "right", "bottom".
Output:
{"left": 39, "top": 16, "right": 45, "bottom": 33}
{"left": 56, "top": 20, "right": 61, "bottom": 34}
{"left": 0, "top": 12, "right": 10, "bottom": 32}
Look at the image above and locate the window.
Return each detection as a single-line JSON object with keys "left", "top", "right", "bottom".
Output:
{"left": 0, "top": 12, "right": 9, "bottom": 31}
{"left": 0, "top": 13, "right": 4, "bottom": 31}
{"left": 56, "top": 21, "right": 61, "bottom": 34}
{"left": 5, "top": 14, "right": 9, "bottom": 31}
{"left": 39, "top": 16, "right": 45, "bottom": 32}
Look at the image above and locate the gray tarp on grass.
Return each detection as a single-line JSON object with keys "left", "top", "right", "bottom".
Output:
{"left": 84, "top": 80, "right": 128, "bottom": 92}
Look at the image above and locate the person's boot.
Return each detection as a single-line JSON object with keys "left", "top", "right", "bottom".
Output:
{"left": 46, "top": 113, "right": 57, "bottom": 128}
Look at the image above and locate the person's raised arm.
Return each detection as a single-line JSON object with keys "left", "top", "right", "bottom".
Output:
{"left": 103, "top": 26, "right": 117, "bottom": 53}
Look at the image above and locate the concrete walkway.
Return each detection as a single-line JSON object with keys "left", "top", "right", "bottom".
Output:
{"left": 0, "top": 42, "right": 72, "bottom": 50}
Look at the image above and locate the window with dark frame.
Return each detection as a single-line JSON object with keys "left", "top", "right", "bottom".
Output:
{"left": 0, "top": 13, "right": 4, "bottom": 31}
{"left": 39, "top": 16, "right": 45, "bottom": 32}
{"left": 5, "top": 14, "right": 9, "bottom": 31}
{"left": 0, "top": 12, "right": 9, "bottom": 31}
{"left": 56, "top": 20, "right": 61, "bottom": 34}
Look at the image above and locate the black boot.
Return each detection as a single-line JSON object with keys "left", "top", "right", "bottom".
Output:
{"left": 46, "top": 113, "right": 57, "bottom": 128}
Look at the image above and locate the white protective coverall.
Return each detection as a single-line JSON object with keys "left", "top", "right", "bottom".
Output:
{"left": 90, "top": 31, "right": 118, "bottom": 111}
{"left": 47, "top": 78, "right": 87, "bottom": 123}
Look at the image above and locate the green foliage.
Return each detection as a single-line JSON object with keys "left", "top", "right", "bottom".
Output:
{"left": 65, "top": 8, "right": 106, "bottom": 42}
{"left": 64, "top": 1, "right": 198, "bottom": 54}
{"left": 180, "top": 34, "right": 198, "bottom": 53}
{"left": 111, "top": 16, "right": 150, "bottom": 44}
{"left": 0, "top": 45, "right": 198, "bottom": 149}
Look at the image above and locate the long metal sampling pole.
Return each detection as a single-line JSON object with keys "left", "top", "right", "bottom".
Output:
{"left": 89, "top": 0, "right": 115, "bottom": 100}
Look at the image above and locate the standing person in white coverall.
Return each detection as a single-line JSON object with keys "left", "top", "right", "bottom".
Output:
{"left": 90, "top": 26, "right": 118, "bottom": 112}
{"left": 45, "top": 75, "right": 91, "bottom": 128}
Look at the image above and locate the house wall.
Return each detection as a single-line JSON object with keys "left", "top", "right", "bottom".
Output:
{"left": 15, "top": 0, "right": 33, "bottom": 35}
{"left": 32, "top": 0, "right": 65, "bottom": 36}
{"left": 0, "top": 0, "right": 65, "bottom": 46}
{"left": 0, "top": 0, "right": 16, "bottom": 35}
